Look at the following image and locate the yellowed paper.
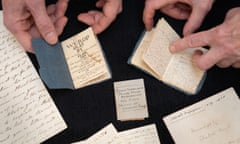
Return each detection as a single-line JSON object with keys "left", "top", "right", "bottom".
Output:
{"left": 114, "top": 79, "right": 149, "bottom": 121}
{"left": 163, "top": 87, "right": 240, "bottom": 144}
{"left": 0, "top": 12, "right": 67, "bottom": 144}
{"left": 118, "top": 124, "right": 161, "bottom": 144}
{"left": 61, "top": 27, "right": 111, "bottom": 89}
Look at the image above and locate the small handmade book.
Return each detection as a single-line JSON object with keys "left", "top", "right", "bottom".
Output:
{"left": 32, "top": 27, "right": 111, "bottom": 89}
{"left": 128, "top": 18, "right": 207, "bottom": 94}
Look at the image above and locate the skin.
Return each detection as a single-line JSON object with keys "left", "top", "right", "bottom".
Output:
{"left": 143, "top": 0, "right": 240, "bottom": 70}
{"left": 77, "top": 0, "right": 122, "bottom": 34}
{"left": 2, "top": 0, "right": 69, "bottom": 53}
{"left": 2, "top": 0, "right": 122, "bottom": 53}
{"left": 170, "top": 8, "right": 240, "bottom": 70}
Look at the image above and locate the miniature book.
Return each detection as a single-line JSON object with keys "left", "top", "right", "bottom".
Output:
{"left": 32, "top": 27, "right": 111, "bottom": 89}
{"left": 128, "top": 18, "right": 207, "bottom": 94}
{"left": 163, "top": 87, "right": 240, "bottom": 144}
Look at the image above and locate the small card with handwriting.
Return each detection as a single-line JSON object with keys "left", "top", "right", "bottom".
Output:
{"left": 32, "top": 27, "right": 111, "bottom": 89}
{"left": 0, "top": 11, "right": 67, "bottom": 144}
{"left": 113, "top": 79, "right": 149, "bottom": 121}
{"left": 163, "top": 87, "right": 240, "bottom": 144}
{"left": 128, "top": 18, "right": 207, "bottom": 94}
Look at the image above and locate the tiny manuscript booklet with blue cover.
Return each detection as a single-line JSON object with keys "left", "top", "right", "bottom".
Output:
{"left": 128, "top": 18, "right": 207, "bottom": 94}
{"left": 32, "top": 27, "right": 111, "bottom": 89}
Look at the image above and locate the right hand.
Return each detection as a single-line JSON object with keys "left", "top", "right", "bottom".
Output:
{"left": 2, "top": 0, "right": 69, "bottom": 53}
{"left": 143, "top": 0, "right": 215, "bottom": 36}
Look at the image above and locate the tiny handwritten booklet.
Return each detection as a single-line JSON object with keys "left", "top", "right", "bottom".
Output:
{"left": 163, "top": 87, "right": 240, "bottom": 144}
{"left": 0, "top": 12, "right": 67, "bottom": 144}
{"left": 128, "top": 18, "right": 207, "bottom": 94}
{"left": 72, "top": 123, "right": 161, "bottom": 144}
{"left": 32, "top": 27, "right": 111, "bottom": 89}
{"left": 113, "top": 79, "right": 149, "bottom": 121}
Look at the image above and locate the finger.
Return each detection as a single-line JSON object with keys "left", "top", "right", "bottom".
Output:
{"left": 55, "top": 0, "right": 69, "bottom": 18}
{"left": 96, "top": 0, "right": 105, "bottom": 8}
{"left": 170, "top": 29, "right": 213, "bottom": 53}
{"left": 55, "top": 17, "right": 68, "bottom": 36}
{"left": 143, "top": 0, "right": 164, "bottom": 30}
{"left": 78, "top": 13, "right": 95, "bottom": 25}
{"left": 232, "top": 62, "right": 240, "bottom": 68}
{"left": 183, "top": 3, "right": 211, "bottom": 36}
{"left": 160, "top": 5, "right": 190, "bottom": 20}
{"left": 15, "top": 31, "right": 34, "bottom": 53}
{"left": 27, "top": 0, "right": 58, "bottom": 45}
{"left": 193, "top": 46, "right": 226, "bottom": 70}
{"left": 216, "top": 58, "right": 236, "bottom": 68}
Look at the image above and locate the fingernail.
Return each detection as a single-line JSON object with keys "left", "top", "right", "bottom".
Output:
{"left": 46, "top": 32, "right": 58, "bottom": 44}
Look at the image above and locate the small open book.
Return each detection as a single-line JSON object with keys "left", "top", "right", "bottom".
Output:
{"left": 128, "top": 18, "right": 206, "bottom": 94}
{"left": 32, "top": 27, "right": 111, "bottom": 89}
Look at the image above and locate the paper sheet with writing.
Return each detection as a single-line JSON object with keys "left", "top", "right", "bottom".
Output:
{"left": 114, "top": 79, "right": 149, "bottom": 121}
{"left": 0, "top": 12, "right": 67, "bottom": 144}
{"left": 61, "top": 28, "right": 111, "bottom": 88}
{"left": 72, "top": 124, "right": 118, "bottom": 144}
{"left": 72, "top": 123, "right": 160, "bottom": 144}
{"left": 118, "top": 124, "right": 161, "bottom": 144}
{"left": 163, "top": 87, "right": 240, "bottom": 144}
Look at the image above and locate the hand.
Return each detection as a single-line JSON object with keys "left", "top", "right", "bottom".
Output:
{"left": 143, "top": 0, "right": 214, "bottom": 36}
{"left": 77, "top": 0, "right": 122, "bottom": 34}
{"left": 170, "top": 7, "right": 240, "bottom": 70}
{"left": 2, "top": 0, "right": 69, "bottom": 53}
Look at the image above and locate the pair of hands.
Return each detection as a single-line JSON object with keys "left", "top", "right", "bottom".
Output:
{"left": 2, "top": 0, "right": 122, "bottom": 52}
{"left": 3, "top": 0, "right": 240, "bottom": 70}
{"left": 144, "top": 0, "right": 240, "bottom": 70}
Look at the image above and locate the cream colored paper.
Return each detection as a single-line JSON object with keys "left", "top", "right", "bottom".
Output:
{"left": 114, "top": 79, "right": 149, "bottom": 121}
{"left": 61, "top": 27, "right": 111, "bottom": 89}
{"left": 130, "top": 18, "right": 206, "bottom": 94}
{"left": 72, "top": 123, "right": 118, "bottom": 144}
{"left": 0, "top": 12, "right": 67, "bottom": 144}
{"left": 163, "top": 87, "right": 240, "bottom": 144}
{"left": 118, "top": 124, "right": 161, "bottom": 144}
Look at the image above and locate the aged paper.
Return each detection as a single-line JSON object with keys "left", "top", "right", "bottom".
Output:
{"left": 129, "top": 29, "right": 162, "bottom": 80}
{"left": 162, "top": 48, "right": 206, "bottom": 94}
{"left": 61, "top": 27, "right": 111, "bottom": 88}
{"left": 143, "top": 18, "right": 179, "bottom": 77}
{"left": 114, "top": 79, "right": 149, "bottom": 121}
{"left": 0, "top": 12, "right": 67, "bottom": 144}
{"left": 118, "top": 124, "right": 161, "bottom": 144}
{"left": 163, "top": 87, "right": 240, "bottom": 144}
{"left": 129, "top": 18, "right": 206, "bottom": 94}
{"left": 72, "top": 124, "right": 118, "bottom": 144}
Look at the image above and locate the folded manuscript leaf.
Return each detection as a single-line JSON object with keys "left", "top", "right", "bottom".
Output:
{"left": 128, "top": 18, "right": 207, "bottom": 94}
{"left": 32, "top": 27, "right": 111, "bottom": 89}
{"left": 0, "top": 12, "right": 67, "bottom": 144}
{"left": 72, "top": 123, "right": 160, "bottom": 144}
{"left": 163, "top": 87, "right": 240, "bottom": 144}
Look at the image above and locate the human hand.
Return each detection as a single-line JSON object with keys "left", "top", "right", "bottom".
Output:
{"left": 170, "top": 7, "right": 240, "bottom": 70}
{"left": 77, "top": 0, "right": 122, "bottom": 34}
{"left": 2, "top": 0, "right": 69, "bottom": 53}
{"left": 143, "top": 0, "right": 214, "bottom": 36}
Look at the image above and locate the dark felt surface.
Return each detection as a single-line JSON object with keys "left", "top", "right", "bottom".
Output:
{"left": 2, "top": 0, "right": 240, "bottom": 143}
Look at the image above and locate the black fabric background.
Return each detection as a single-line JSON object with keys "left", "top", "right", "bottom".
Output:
{"left": 1, "top": 0, "right": 240, "bottom": 144}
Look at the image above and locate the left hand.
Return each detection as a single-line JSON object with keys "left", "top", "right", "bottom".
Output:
{"left": 77, "top": 0, "right": 122, "bottom": 34}
{"left": 170, "top": 7, "right": 240, "bottom": 70}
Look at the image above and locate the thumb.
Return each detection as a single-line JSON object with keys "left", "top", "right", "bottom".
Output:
{"left": 27, "top": 0, "right": 58, "bottom": 44}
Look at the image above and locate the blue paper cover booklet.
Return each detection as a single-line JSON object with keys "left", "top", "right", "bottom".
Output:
{"left": 32, "top": 27, "right": 111, "bottom": 89}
